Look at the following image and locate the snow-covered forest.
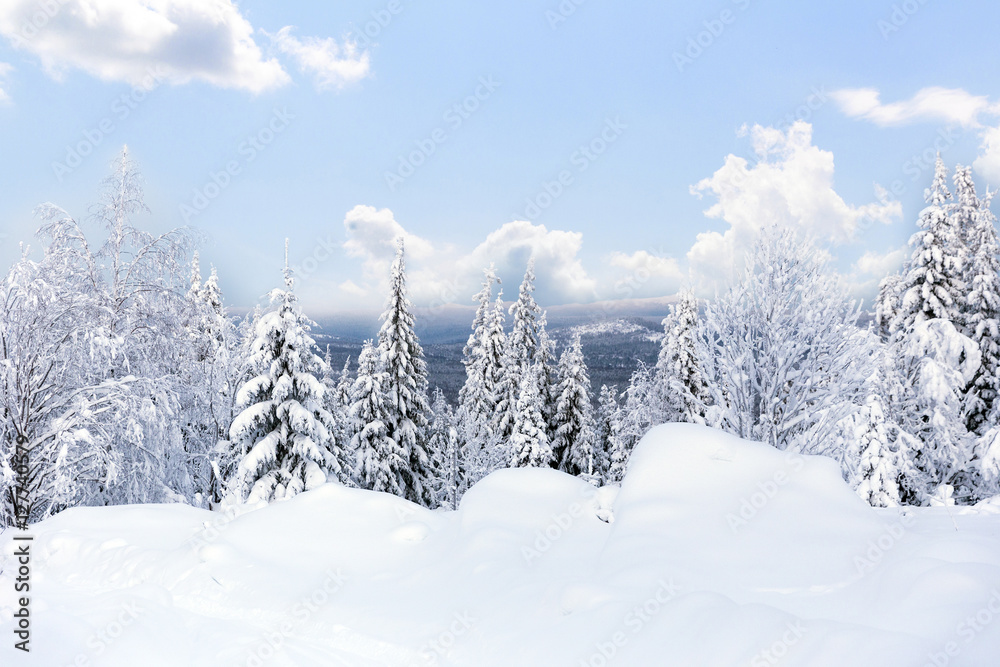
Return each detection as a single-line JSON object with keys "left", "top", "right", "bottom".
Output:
{"left": 4, "top": 148, "right": 1000, "bottom": 529}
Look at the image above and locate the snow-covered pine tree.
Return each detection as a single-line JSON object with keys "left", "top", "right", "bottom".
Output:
{"left": 895, "top": 318, "right": 980, "bottom": 504}
{"left": 897, "top": 155, "right": 964, "bottom": 335}
{"left": 551, "top": 334, "right": 596, "bottom": 477}
{"left": 656, "top": 288, "right": 708, "bottom": 422}
{"left": 507, "top": 258, "right": 542, "bottom": 375}
{"left": 854, "top": 391, "right": 901, "bottom": 508}
{"left": 874, "top": 272, "right": 905, "bottom": 341}
{"left": 227, "top": 241, "right": 341, "bottom": 504}
{"left": 458, "top": 266, "right": 501, "bottom": 479}
{"left": 377, "top": 239, "right": 435, "bottom": 506}
{"left": 321, "top": 346, "right": 353, "bottom": 483}
{"left": 536, "top": 312, "right": 561, "bottom": 441}
{"left": 429, "top": 388, "right": 461, "bottom": 509}
{"left": 959, "top": 170, "right": 1000, "bottom": 434}
{"left": 510, "top": 362, "right": 553, "bottom": 468}
{"left": 593, "top": 384, "right": 622, "bottom": 484}
{"left": 351, "top": 340, "right": 406, "bottom": 495}
{"left": 616, "top": 363, "right": 659, "bottom": 467}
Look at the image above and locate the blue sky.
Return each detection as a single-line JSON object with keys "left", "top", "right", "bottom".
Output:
{"left": 1, "top": 0, "right": 998, "bottom": 314}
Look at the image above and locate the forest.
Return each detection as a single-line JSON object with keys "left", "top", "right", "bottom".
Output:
{"left": 2, "top": 147, "right": 999, "bottom": 528}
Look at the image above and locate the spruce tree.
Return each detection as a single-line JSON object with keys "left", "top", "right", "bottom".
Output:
{"left": 510, "top": 362, "right": 553, "bottom": 468}
{"left": 377, "top": 239, "right": 435, "bottom": 506}
{"left": 507, "top": 258, "right": 542, "bottom": 374}
{"left": 656, "top": 288, "right": 707, "bottom": 422}
{"left": 228, "top": 242, "right": 340, "bottom": 503}
{"left": 593, "top": 384, "right": 622, "bottom": 484}
{"left": 959, "top": 169, "right": 1000, "bottom": 434}
{"left": 552, "top": 334, "right": 595, "bottom": 476}
{"left": 351, "top": 340, "right": 405, "bottom": 495}
{"left": 429, "top": 388, "right": 461, "bottom": 509}
{"left": 855, "top": 391, "right": 901, "bottom": 508}
{"left": 897, "top": 155, "right": 964, "bottom": 333}
{"left": 458, "top": 266, "right": 500, "bottom": 467}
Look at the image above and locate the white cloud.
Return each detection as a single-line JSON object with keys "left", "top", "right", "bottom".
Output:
{"left": 687, "top": 121, "right": 901, "bottom": 291}
{"left": 266, "top": 26, "right": 369, "bottom": 91}
{"left": 848, "top": 246, "right": 909, "bottom": 302}
{"left": 342, "top": 204, "right": 434, "bottom": 282}
{"left": 606, "top": 250, "right": 684, "bottom": 299}
{"left": 831, "top": 86, "right": 997, "bottom": 128}
{"left": 974, "top": 125, "right": 1000, "bottom": 185}
{"left": 338, "top": 209, "right": 597, "bottom": 308}
{"left": 853, "top": 247, "right": 907, "bottom": 278}
{"left": 0, "top": 0, "right": 288, "bottom": 93}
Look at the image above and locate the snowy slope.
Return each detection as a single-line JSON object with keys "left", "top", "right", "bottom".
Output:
{"left": 3, "top": 424, "right": 1000, "bottom": 666}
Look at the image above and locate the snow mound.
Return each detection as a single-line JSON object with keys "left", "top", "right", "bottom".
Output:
{"left": 2, "top": 424, "right": 1000, "bottom": 666}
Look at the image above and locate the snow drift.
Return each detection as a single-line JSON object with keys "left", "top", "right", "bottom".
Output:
{"left": 3, "top": 424, "right": 1000, "bottom": 666}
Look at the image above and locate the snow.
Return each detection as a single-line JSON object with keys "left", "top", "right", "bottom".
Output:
{"left": 4, "top": 423, "right": 1000, "bottom": 666}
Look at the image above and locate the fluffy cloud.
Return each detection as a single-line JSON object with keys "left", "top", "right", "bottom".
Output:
{"left": 266, "top": 27, "right": 369, "bottom": 91}
{"left": 974, "top": 125, "right": 1000, "bottom": 185}
{"left": 831, "top": 86, "right": 997, "bottom": 128}
{"left": 832, "top": 85, "right": 1000, "bottom": 186}
{"left": 343, "top": 204, "right": 434, "bottom": 282}
{"left": 687, "top": 121, "right": 901, "bottom": 290}
{"left": 849, "top": 246, "right": 908, "bottom": 300}
{"left": 606, "top": 250, "right": 684, "bottom": 299}
{"left": 0, "top": 0, "right": 289, "bottom": 92}
{"left": 338, "top": 209, "right": 597, "bottom": 308}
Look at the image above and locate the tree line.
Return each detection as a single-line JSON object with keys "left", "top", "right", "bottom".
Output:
{"left": 2, "top": 148, "right": 999, "bottom": 527}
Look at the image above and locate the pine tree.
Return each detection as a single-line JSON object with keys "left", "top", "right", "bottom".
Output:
{"left": 351, "top": 341, "right": 406, "bottom": 495}
{"left": 510, "top": 362, "right": 553, "bottom": 468}
{"left": 458, "top": 266, "right": 501, "bottom": 475}
{"left": 897, "top": 155, "right": 964, "bottom": 334}
{"left": 429, "top": 388, "right": 461, "bottom": 509}
{"left": 498, "top": 259, "right": 543, "bottom": 448}
{"left": 855, "top": 391, "right": 901, "bottom": 508}
{"left": 874, "top": 272, "right": 905, "bottom": 341}
{"left": 551, "top": 334, "right": 595, "bottom": 476}
{"left": 377, "top": 239, "right": 435, "bottom": 506}
{"left": 959, "top": 169, "right": 1000, "bottom": 434}
{"left": 895, "top": 318, "right": 980, "bottom": 504}
{"left": 593, "top": 384, "right": 622, "bottom": 483}
{"left": 507, "top": 258, "right": 542, "bottom": 374}
{"left": 536, "top": 313, "right": 561, "bottom": 440}
{"left": 656, "top": 288, "right": 708, "bottom": 422}
{"left": 228, "top": 241, "right": 339, "bottom": 504}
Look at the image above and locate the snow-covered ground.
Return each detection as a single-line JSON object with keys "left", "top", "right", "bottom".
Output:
{"left": 3, "top": 424, "right": 1000, "bottom": 666}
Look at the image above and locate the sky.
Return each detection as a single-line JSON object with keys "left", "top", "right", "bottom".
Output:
{"left": 0, "top": 0, "right": 999, "bottom": 315}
